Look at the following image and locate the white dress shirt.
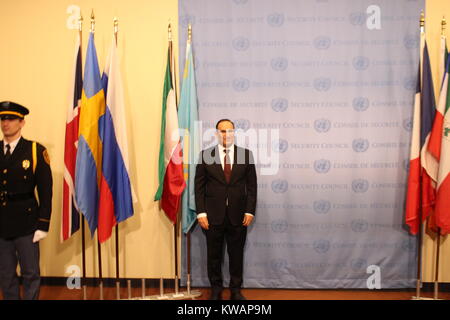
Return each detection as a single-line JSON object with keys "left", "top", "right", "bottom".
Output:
{"left": 218, "top": 144, "right": 234, "bottom": 170}
{"left": 3, "top": 136, "right": 21, "bottom": 155}
{"left": 197, "top": 144, "right": 253, "bottom": 219}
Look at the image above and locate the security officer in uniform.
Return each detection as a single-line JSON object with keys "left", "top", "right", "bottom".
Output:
{"left": 0, "top": 101, "right": 52, "bottom": 300}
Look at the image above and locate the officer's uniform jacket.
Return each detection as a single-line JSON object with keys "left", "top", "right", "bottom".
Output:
{"left": 0, "top": 137, "right": 52, "bottom": 239}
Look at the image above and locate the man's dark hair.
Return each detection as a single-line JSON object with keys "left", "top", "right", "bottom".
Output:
{"left": 216, "top": 119, "right": 235, "bottom": 129}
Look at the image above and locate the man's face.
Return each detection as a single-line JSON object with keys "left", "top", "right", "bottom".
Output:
{"left": 217, "top": 121, "right": 235, "bottom": 148}
{"left": 1, "top": 118, "right": 24, "bottom": 139}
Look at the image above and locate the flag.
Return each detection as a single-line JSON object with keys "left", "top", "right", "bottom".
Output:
{"left": 154, "top": 43, "right": 186, "bottom": 224}
{"left": 178, "top": 41, "right": 200, "bottom": 234}
{"left": 405, "top": 42, "right": 436, "bottom": 235}
{"left": 62, "top": 33, "right": 82, "bottom": 241}
{"left": 434, "top": 55, "right": 450, "bottom": 235}
{"left": 426, "top": 46, "right": 448, "bottom": 232}
{"left": 75, "top": 32, "right": 106, "bottom": 235}
{"left": 97, "top": 36, "right": 134, "bottom": 243}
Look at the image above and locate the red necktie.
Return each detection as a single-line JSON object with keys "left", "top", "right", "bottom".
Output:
{"left": 224, "top": 149, "right": 231, "bottom": 183}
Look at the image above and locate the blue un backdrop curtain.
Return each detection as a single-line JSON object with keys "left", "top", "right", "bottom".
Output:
{"left": 179, "top": 0, "right": 423, "bottom": 288}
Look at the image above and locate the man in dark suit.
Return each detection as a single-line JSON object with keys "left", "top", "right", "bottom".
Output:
{"left": 195, "top": 119, "right": 257, "bottom": 300}
{"left": 0, "top": 101, "right": 53, "bottom": 300}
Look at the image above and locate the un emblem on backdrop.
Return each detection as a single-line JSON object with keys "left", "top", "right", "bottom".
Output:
{"left": 403, "top": 34, "right": 419, "bottom": 49}
{"left": 352, "top": 179, "right": 369, "bottom": 193}
{"left": 353, "top": 97, "right": 370, "bottom": 112}
{"left": 179, "top": 15, "right": 196, "bottom": 28}
{"left": 314, "top": 118, "right": 331, "bottom": 133}
{"left": 350, "top": 258, "right": 368, "bottom": 271}
{"left": 232, "top": 78, "right": 250, "bottom": 92}
{"left": 352, "top": 139, "right": 369, "bottom": 153}
{"left": 313, "top": 240, "right": 330, "bottom": 254}
{"left": 401, "top": 239, "right": 416, "bottom": 251}
{"left": 267, "top": 13, "right": 285, "bottom": 27}
{"left": 271, "top": 98, "right": 289, "bottom": 112}
{"left": 270, "top": 259, "right": 288, "bottom": 273}
{"left": 233, "top": 0, "right": 248, "bottom": 4}
{"left": 194, "top": 57, "right": 200, "bottom": 70}
{"left": 313, "top": 200, "right": 331, "bottom": 214}
{"left": 271, "top": 57, "right": 289, "bottom": 71}
{"left": 232, "top": 37, "right": 250, "bottom": 51}
{"left": 273, "top": 139, "right": 289, "bottom": 153}
{"left": 271, "top": 220, "right": 289, "bottom": 233}
{"left": 403, "top": 77, "right": 416, "bottom": 91}
{"left": 351, "top": 219, "right": 369, "bottom": 233}
{"left": 313, "top": 78, "right": 332, "bottom": 92}
{"left": 314, "top": 159, "right": 331, "bottom": 174}
{"left": 349, "top": 12, "right": 365, "bottom": 26}
{"left": 353, "top": 56, "right": 370, "bottom": 71}
{"left": 403, "top": 118, "right": 413, "bottom": 132}
{"left": 403, "top": 159, "right": 410, "bottom": 172}
{"left": 271, "top": 179, "right": 289, "bottom": 194}
{"left": 234, "top": 118, "right": 251, "bottom": 132}
{"left": 313, "top": 36, "right": 331, "bottom": 50}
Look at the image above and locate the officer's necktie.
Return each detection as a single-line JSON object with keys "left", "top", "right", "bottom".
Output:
{"left": 224, "top": 149, "right": 231, "bottom": 183}
{"left": 4, "top": 144, "right": 11, "bottom": 160}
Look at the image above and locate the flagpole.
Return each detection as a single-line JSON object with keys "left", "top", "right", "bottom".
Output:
{"left": 76, "top": 12, "right": 89, "bottom": 301}
{"left": 111, "top": 16, "right": 122, "bottom": 301}
{"left": 440, "top": 17, "right": 447, "bottom": 82}
{"left": 169, "top": 22, "right": 179, "bottom": 106}
{"left": 433, "top": 229, "right": 441, "bottom": 299}
{"left": 185, "top": 23, "right": 193, "bottom": 296}
{"left": 168, "top": 23, "right": 181, "bottom": 297}
{"left": 89, "top": 9, "right": 104, "bottom": 300}
{"left": 414, "top": 11, "right": 425, "bottom": 300}
{"left": 432, "top": 16, "right": 447, "bottom": 301}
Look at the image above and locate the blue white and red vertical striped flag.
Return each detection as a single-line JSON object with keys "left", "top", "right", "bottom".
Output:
{"left": 405, "top": 42, "right": 436, "bottom": 235}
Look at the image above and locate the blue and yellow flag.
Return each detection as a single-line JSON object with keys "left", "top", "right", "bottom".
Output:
{"left": 75, "top": 32, "right": 106, "bottom": 235}
{"left": 178, "top": 42, "right": 200, "bottom": 233}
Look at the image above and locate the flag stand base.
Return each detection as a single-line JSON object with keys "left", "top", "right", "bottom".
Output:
{"left": 411, "top": 296, "right": 443, "bottom": 300}
{"left": 125, "top": 290, "right": 202, "bottom": 300}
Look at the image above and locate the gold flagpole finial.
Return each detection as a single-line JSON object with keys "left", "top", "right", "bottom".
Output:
{"left": 114, "top": 17, "right": 119, "bottom": 34}
{"left": 420, "top": 11, "right": 425, "bottom": 32}
{"left": 114, "top": 17, "right": 119, "bottom": 44}
{"left": 188, "top": 24, "right": 192, "bottom": 43}
{"left": 78, "top": 13, "right": 83, "bottom": 32}
{"left": 90, "top": 10, "right": 95, "bottom": 33}
{"left": 442, "top": 16, "right": 447, "bottom": 36}
{"left": 168, "top": 23, "right": 173, "bottom": 42}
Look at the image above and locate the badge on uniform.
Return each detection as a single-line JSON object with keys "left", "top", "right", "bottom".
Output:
{"left": 43, "top": 149, "right": 50, "bottom": 165}
{"left": 22, "top": 159, "right": 30, "bottom": 170}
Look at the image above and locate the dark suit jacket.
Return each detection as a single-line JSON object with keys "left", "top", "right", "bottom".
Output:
{"left": 195, "top": 145, "right": 257, "bottom": 226}
{"left": 0, "top": 137, "right": 53, "bottom": 239}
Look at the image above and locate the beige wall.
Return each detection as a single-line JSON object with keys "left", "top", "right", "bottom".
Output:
{"left": 0, "top": 0, "right": 448, "bottom": 284}
{"left": 0, "top": 0, "right": 179, "bottom": 279}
